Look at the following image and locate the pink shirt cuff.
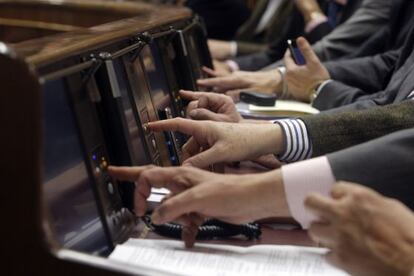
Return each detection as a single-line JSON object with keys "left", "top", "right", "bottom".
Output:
{"left": 281, "top": 156, "right": 335, "bottom": 228}
{"left": 305, "top": 16, "right": 328, "bottom": 33}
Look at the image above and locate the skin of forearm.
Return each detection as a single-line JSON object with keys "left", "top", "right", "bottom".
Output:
{"left": 239, "top": 120, "right": 286, "bottom": 158}
{"left": 253, "top": 123, "right": 285, "bottom": 158}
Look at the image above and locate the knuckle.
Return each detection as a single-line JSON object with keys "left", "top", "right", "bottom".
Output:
{"left": 174, "top": 117, "right": 185, "bottom": 124}
{"left": 140, "top": 170, "right": 152, "bottom": 183}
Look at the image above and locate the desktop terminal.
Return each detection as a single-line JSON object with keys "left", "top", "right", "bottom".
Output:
{"left": 42, "top": 69, "right": 134, "bottom": 255}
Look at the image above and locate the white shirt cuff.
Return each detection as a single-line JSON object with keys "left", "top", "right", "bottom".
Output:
{"left": 312, "top": 79, "right": 333, "bottom": 103}
{"left": 282, "top": 156, "right": 336, "bottom": 229}
{"left": 229, "top": 41, "right": 238, "bottom": 57}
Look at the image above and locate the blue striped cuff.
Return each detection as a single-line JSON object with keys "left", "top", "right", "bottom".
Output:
{"left": 274, "top": 119, "right": 313, "bottom": 163}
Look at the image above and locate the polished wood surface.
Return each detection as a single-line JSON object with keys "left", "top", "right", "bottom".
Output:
{"left": 0, "top": 22, "right": 66, "bottom": 43}
{"left": 0, "top": 0, "right": 154, "bottom": 27}
{"left": 9, "top": 3, "right": 192, "bottom": 66}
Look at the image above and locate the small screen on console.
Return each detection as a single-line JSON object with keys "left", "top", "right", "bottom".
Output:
{"left": 112, "top": 58, "right": 149, "bottom": 166}
{"left": 141, "top": 44, "right": 171, "bottom": 113}
{"left": 42, "top": 79, "right": 109, "bottom": 255}
{"left": 187, "top": 33, "right": 204, "bottom": 79}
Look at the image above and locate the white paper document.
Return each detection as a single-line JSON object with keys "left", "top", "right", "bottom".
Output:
{"left": 249, "top": 100, "right": 320, "bottom": 115}
{"left": 109, "top": 239, "right": 349, "bottom": 276}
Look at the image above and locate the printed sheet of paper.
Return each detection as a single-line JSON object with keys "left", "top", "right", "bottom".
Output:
{"left": 109, "top": 239, "right": 349, "bottom": 276}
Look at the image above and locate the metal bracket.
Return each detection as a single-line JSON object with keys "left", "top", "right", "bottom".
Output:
{"left": 81, "top": 55, "right": 102, "bottom": 84}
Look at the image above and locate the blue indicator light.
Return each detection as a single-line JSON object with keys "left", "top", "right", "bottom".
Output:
{"left": 92, "top": 154, "right": 97, "bottom": 160}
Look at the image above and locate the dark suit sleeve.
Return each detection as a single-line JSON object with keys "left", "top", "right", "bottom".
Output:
{"left": 324, "top": 49, "right": 400, "bottom": 92}
{"left": 305, "top": 22, "right": 334, "bottom": 44}
{"left": 327, "top": 128, "right": 414, "bottom": 210}
{"left": 312, "top": 49, "right": 400, "bottom": 110}
{"left": 312, "top": 81, "right": 375, "bottom": 110}
{"left": 185, "top": 0, "right": 251, "bottom": 40}
{"left": 234, "top": 6, "right": 306, "bottom": 71}
{"left": 301, "top": 101, "right": 414, "bottom": 156}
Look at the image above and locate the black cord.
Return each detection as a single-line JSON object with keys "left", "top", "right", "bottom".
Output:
{"left": 142, "top": 215, "right": 261, "bottom": 240}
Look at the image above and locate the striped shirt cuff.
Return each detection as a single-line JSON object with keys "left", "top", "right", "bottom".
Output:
{"left": 274, "top": 119, "right": 313, "bottom": 163}
{"left": 407, "top": 90, "right": 414, "bottom": 100}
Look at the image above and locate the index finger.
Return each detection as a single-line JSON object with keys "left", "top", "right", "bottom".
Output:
{"left": 296, "top": 37, "right": 319, "bottom": 64}
{"left": 202, "top": 66, "right": 220, "bottom": 77}
{"left": 135, "top": 167, "right": 196, "bottom": 216}
{"left": 197, "top": 76, "right": 229, "bottom": 88}
{"left": 147, "top": 117, "right": 201, "bottom": 136}
{"left": 179, "top": 90, "right": 211, "bottom": 101}
{"left": 108, "top": 165, "right": 154, "bottom": 182}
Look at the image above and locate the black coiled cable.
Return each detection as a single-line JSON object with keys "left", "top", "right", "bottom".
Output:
{"left": 142, "top": 215, "right": 262, "bottom": 240}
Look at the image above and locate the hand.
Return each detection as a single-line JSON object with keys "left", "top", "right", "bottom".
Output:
{"left": 198, "top": 70, "right": 282, "bottom": 96}
{"left": 147, "top": 118, "right": 284, "bottom": 168}
{"left": 208, "top": 39, "right": 234, "bottom": 61}
{"left": 294, "top": 0, "right": 324, "bottom": 23}
{"left": 180, "top": 90, "right": 242, "bottom": 122}
{"left": 284, "top": 37, "right": 330, "bottom": 102}
{"left": 211, "top": 60, "right": 233, "bottom": 76}
{"left": 108, "top": 166, "right": 290, "bottom": 247}
{"left": 305, "top": 182, "right": 414, "bottom": 276}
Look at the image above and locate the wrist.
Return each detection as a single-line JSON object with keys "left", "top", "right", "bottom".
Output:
{"left": 257, "top": 170, "right": 291, "bottom": 218}
{"left": 257, "top": 123, "right": 284, "bottom": 157}
{"left": 304, "top": 10, "right": 325, "bottom": 24}
{"left": 271, "top": 69, "right": 283, "bottom": 93}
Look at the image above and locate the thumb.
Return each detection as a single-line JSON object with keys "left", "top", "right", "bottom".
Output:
{"left": 296, "top": 37, "right": 319, "bottom": 64}
{"left": 189, "top": 108, "right": 223, "bottom": 121}
{"left": 183, "top": 146, "right": 223, "bottom": 168}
